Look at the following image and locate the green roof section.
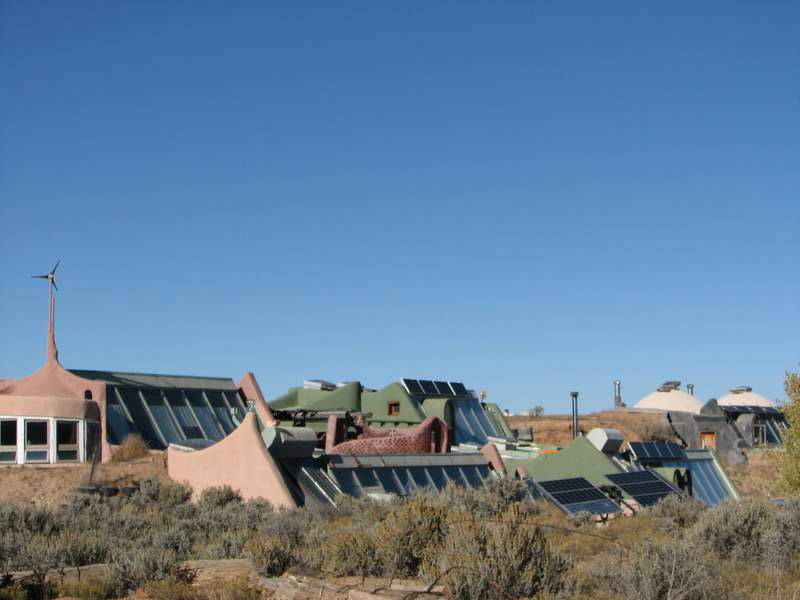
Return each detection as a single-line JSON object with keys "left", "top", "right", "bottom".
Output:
{"left": 523, "top": 436, "right": 623, "bottom": 490}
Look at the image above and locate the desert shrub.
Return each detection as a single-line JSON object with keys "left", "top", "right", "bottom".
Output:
{"left": 600, "top": 540, "right": 724, "bottom": 600}
{"left": 111, "top": 434, "right": 150, "bottom": 462}
{"left": 197, "top": 486, "right": 243, "bottom": 510}
{"left": 689, "top": 498, "right": 789, "bottom": 567}
{"left": 0, "top": 583, "right": 27, "bottom": 600}
{"left": 244, "top": 535, "right": 296, "bottom": 577}
{"left": 433, "top": 479, "right": 537, "bottom": 519}
{"left": 322, "top": 526, "right": 381, "bottom": 577}
{"left": 430, "top": 514, "right": 572, "bottom": 600}
{"left": 13, "top": 533, "right": 60, "bottom": 596}
{"left": 567, "top": 511, "right": 596, "bottom": 529}
{"left": 52, "top": 530, "right": 110, "bottom": 579}
{"left": 56, "top": 575, "right": 114, "bottom": 600}
{"left": 374, "top": 492, "right": 449, "bottom": 577}
{"left": 203, "top": 575, "right": 271, "bottom": 600}
{"left": 108, "top": 541, "right": 193, "bottom": 595}
{"left": 646, "top": 494, "right": 706, "bottom": 532}
{"left": 145, "top": 576, "right": 202, "bottom": 600}
{"left": 127, "top": 478, "right": 192, "bottom": 509}
{"left": 199, "top": 529, "right": 249, "bottom": 560}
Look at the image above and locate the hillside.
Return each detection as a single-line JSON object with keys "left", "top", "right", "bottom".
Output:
{"left": 506, "top": 409, "right": 671, "bottom": 447}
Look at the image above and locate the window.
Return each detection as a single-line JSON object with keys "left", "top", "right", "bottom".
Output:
{"left": 387, "top": 402, "right": 400, "bottom": 416}
{"left": 25, "top": 420, "right": 49, "bottom": 462}
{"left": 0, "top": 419, "right": 17, "bottom": 463}
{"left": 753, "top": 422, "right": 766, "bottom": 446}
{"left": 86, "top": 422, "right": 100, "bottom": 462}
{"left": 84, "top": 390, "right": 93, "bottom": 400}
{"left": 164, "top": 390, "right": 204, "bottom": 439}
{"left": 56, "top": 421, "right": 78, "bottom": 462}
{"left": 700, "top": 431, "right": 717, "bottom": 450}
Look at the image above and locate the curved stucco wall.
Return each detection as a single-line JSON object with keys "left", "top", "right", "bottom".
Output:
{"left": 167, "top": 412, "right": 296, "bottom": 507}
{"left": 717, "top": 391, "right": 772, "bottom": 407}
{"left": 635, "top": 390, "right": 704, "bottom": 414}
{"left": 0, "top": 395, "right": 99, "bottom": 419}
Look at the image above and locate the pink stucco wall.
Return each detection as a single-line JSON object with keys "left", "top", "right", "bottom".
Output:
{"left": 167, "top": 412, "right": 296, "bottom": 507}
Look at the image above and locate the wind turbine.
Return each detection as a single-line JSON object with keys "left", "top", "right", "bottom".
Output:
{"left": 31, "top": 259, "right": 60, "bottom": 293}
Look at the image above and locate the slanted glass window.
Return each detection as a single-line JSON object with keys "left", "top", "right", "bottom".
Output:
{"left": 184, "top": 390, "right": 223, "bottom": 441}
{"left": 86, "top": 422, "right": 100, "bottom": 462}
{"left": 117, "top": 388, "right": 162, "bottom": 449}
{"left": 56, "top": 421, "right": 78, "bottom": 462}
{"left": 141, "top": 390, "right": 182, "bottom": 445}
{"left": 204, "top": 391, "right": 235, "bottom": 434}
{"left": 0, "top": 419, "right": 17, "bottom": 463}
{"left": 106, "top": 387, "right": 134, "bottom": 445}
{"left": 25, "top": 420, "right": 49, "bottom": 462}
{"left": 164, "top": 390, "right": 204, "bottom": 440}
{"left": 224, "top": 390, "right": 247, "bottom": 414}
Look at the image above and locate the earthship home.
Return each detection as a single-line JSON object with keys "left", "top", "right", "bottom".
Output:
{"left": 0, "top": 273, "right": 270, "bottom": 465}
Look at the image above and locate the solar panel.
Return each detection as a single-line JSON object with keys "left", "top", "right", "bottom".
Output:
{"left": 535, "top": 477, "right": 621, "bottom": 515}
{"left": 419, "top": 380, "right": 438, "bottom": 395}
{"left": 449, "top": 382, "right": 468, "bottom": 396}
{"left": 401, "top": 378, "right": 424, "bottom": 395}
{"left": 434, "top": 381, "right": 453, "bottom": 396}
{"left": 628, "top": 441, "right": 686, "bottom": 461}
{"left": 606, "top": 470, "right": 678, "bottom": 506}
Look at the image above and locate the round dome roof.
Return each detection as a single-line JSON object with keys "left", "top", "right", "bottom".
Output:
{"left": 635, "top": 389, "right": 704, "bottom": 414}
{"left": 718, "top": 388, "right": 772, "bottom": 407}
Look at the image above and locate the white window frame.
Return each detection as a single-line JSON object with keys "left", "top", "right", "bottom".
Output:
{"left": 0, "top": 418, "right": 18, "bottom": 464}
{"left": 23, "top": 418, "right": 50, "bottom": 464}
{"left": 55, "top": 419, "right": 81, "bottom": 463}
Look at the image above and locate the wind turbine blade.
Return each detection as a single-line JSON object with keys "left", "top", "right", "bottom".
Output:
{"left": 51, "top": 260, "right": 61, "bottom": 274}
{"left": 31, "top": 275, "right": 48, "bottom": 279}
{"left": 52, "top": 281, "right": 58, "bottom": 291}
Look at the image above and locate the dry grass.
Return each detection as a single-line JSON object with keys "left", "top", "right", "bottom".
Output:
{"left": 111, "top": 434, "right": 151, "bottom": 462}
{"left": 727, "top": 449, "right": 785, "bottom": 498}
{"left": 507, "top": 410, "right": 670, "bottom": 447}
{"left": 0, "top": 453, "right": 169, "bottom": 505}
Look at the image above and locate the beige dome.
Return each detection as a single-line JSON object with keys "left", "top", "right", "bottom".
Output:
{"left": 718, "top": 387, "right": 772, "bottom": 407}
{"left": 635, "top": 389, "right": 703, "bottom": 414}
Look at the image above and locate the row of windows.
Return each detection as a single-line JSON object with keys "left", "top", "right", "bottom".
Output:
{"left": 105, "top": 386, "right": 247, "bottom": 449}
{"left": 0, "top": 418, "right": 99, "bottom": 464}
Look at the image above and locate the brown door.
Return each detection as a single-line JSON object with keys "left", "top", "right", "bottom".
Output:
{"left": 700, "top": 431, "right": 717, "bottom": 450}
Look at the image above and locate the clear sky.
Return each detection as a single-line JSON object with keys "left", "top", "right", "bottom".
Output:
{"left": 1, "top": 2, "right": 798, "bottom": 414}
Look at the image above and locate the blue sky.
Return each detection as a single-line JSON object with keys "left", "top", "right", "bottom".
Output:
{"left": 1, "top": 2, "right": 798, "bottom": 413}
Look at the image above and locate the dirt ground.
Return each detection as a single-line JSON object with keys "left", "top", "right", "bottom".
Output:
{"left": 0, "top": 453, "right": 170, "bottom": 505}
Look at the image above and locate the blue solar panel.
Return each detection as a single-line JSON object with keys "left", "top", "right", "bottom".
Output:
{"left": 606, "top": 470, "right": 678, "bottom": 506}
{"left": 536, "top": 477, "right": 621, "bottom": 515}
{"left": 629, "top": 441, "right": 686, "bottom": 461}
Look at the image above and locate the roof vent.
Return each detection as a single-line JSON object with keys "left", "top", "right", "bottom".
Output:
{"left": 657, "top": 381, "right": 681, "bottom": 392}
{"left": 303, "top": 379, "right": 336, "bottom": 391}
{"left": 730, "top": 386, "right": 753, "bottom": 394}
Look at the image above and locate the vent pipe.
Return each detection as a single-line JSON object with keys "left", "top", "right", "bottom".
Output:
{"left": 614, "top": 380, "right": 624, "bottom": 407}
{"left": 571, "top": 391, "right": 579, "bottom": 439}
{"left": 687, "top": 383, "right": 694, "bottom": 396}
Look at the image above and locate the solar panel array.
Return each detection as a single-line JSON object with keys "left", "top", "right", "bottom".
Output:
{"left": 719, "top": 405, "right": 782, "bottom": 416}
{"left": 401, "top": 378, "right": 470, "bottom": 397}
{"left": 605, "top": 470, "right": 678, "bottom": 507}
{"left": 628, "top": 441, "right": 686, "bottom": 461}
{"left": 535, "top": 477, "right": 621, "bottom": 515}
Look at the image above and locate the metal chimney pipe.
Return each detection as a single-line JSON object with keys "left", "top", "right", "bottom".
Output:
{"left": 687, "top": 384, "right": 694, "bottom": 396}
{"left": 571, "top": 391, "right": 579, "bottom": 438}
{"left": 614, "top": 380, "right": 622, "bottom": 407}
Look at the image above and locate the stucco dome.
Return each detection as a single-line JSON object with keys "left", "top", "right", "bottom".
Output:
{"left": 717, "top": 387, "right": 772, "bottom": 407}
{"left": 635, "top": 389, "right": 703, "bottom": 414}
